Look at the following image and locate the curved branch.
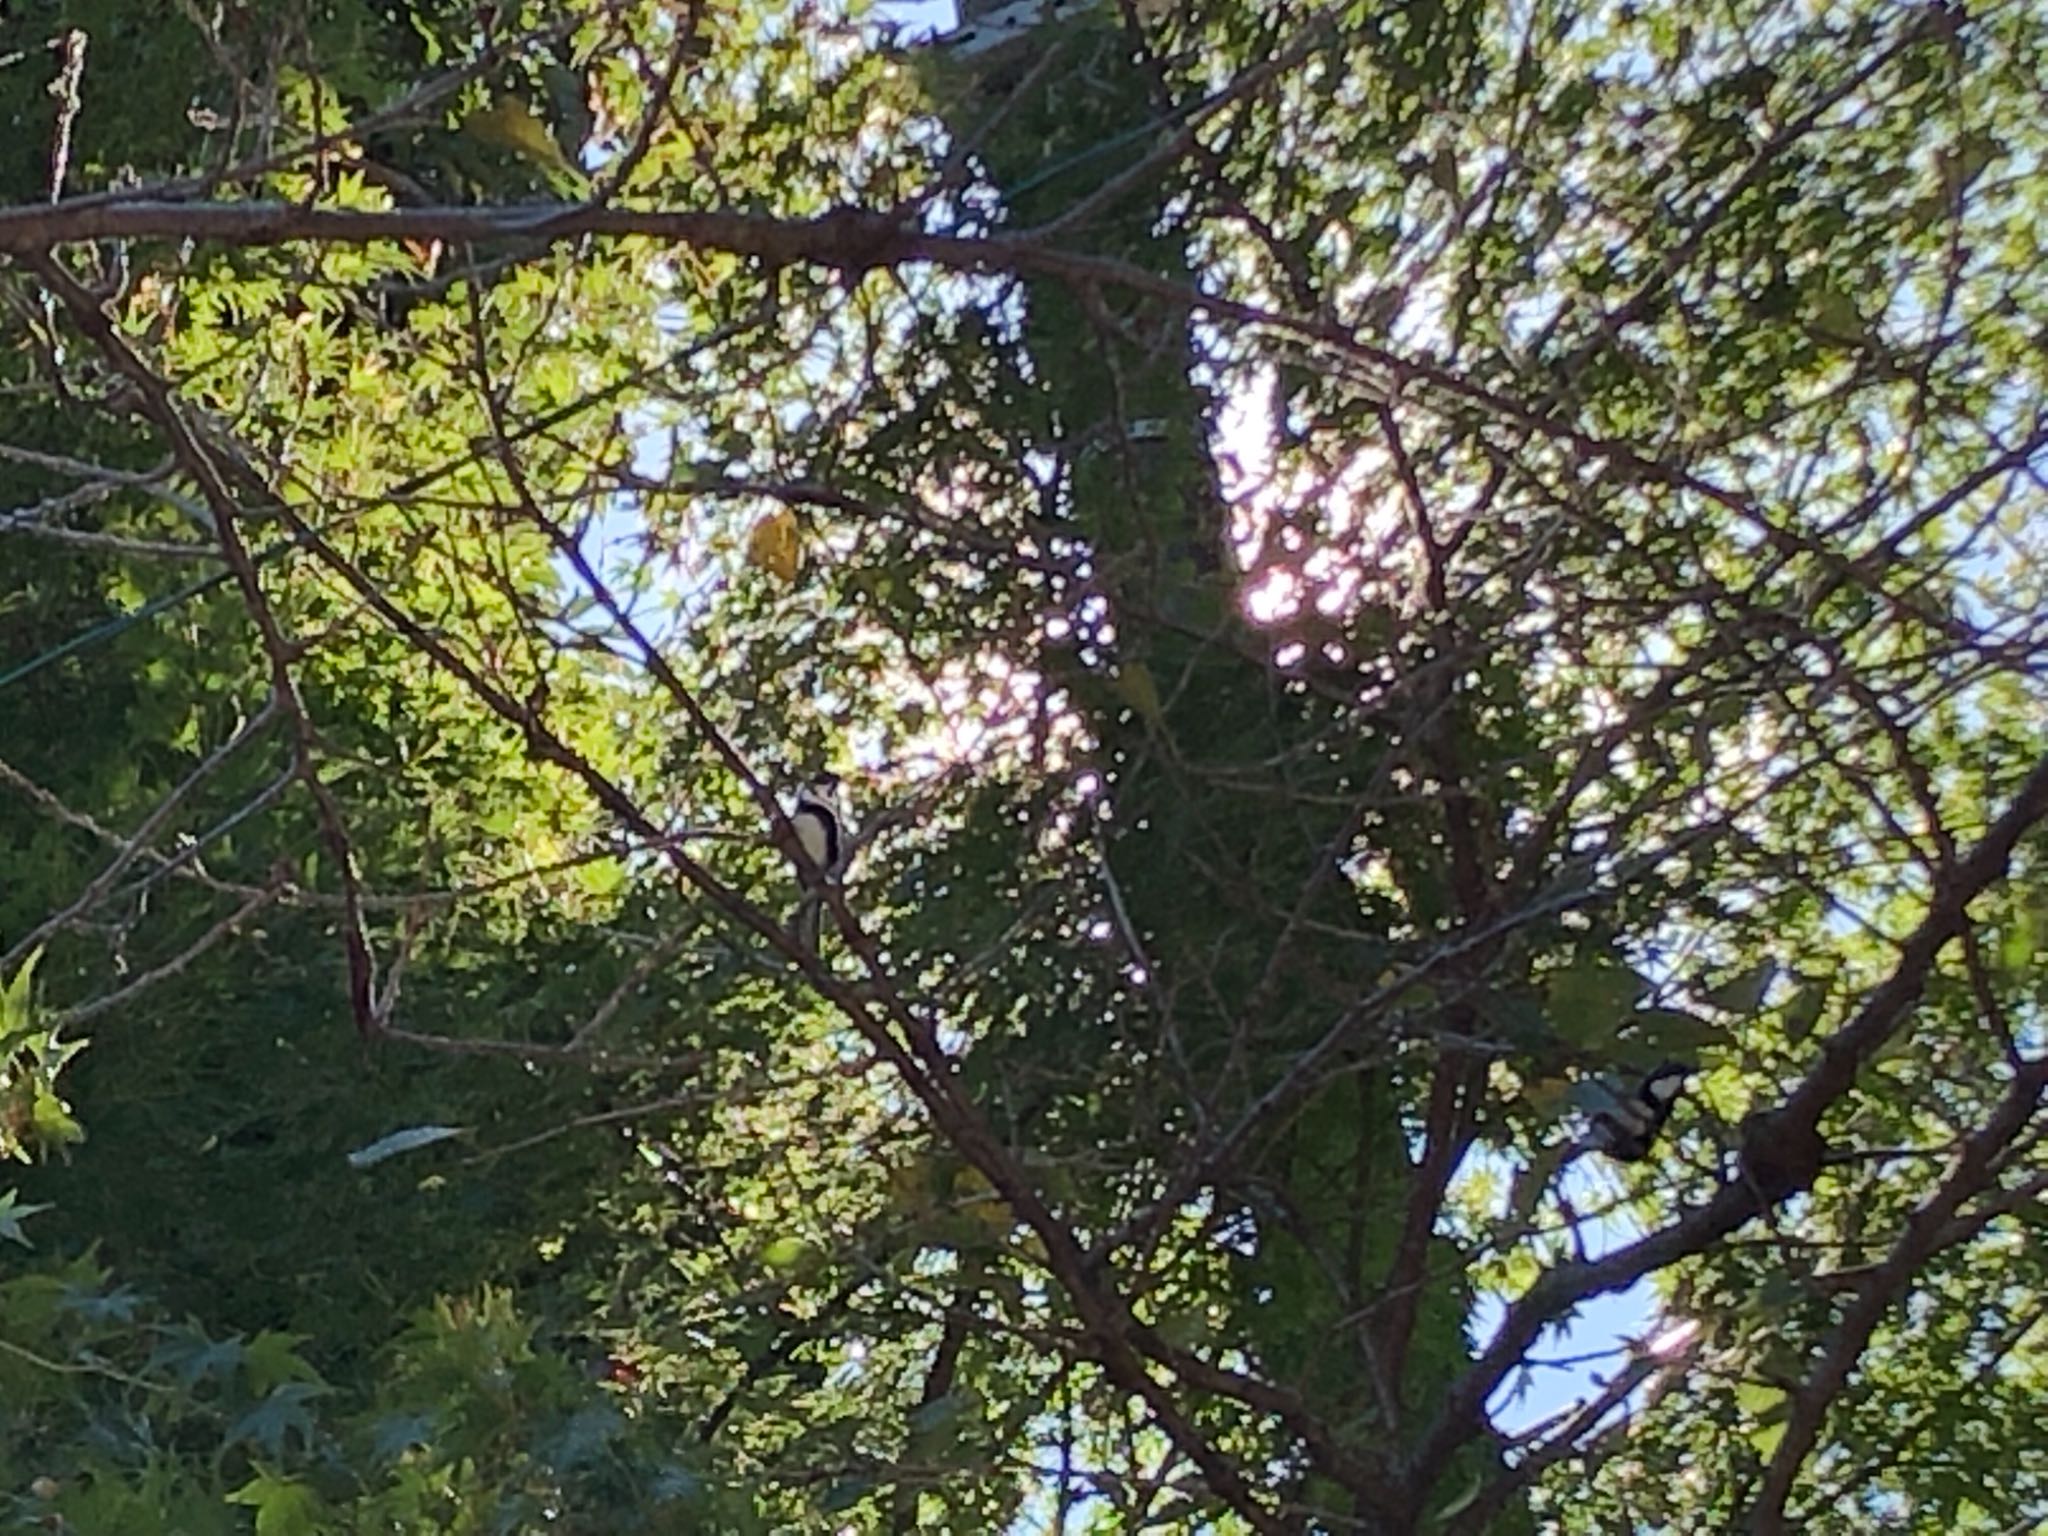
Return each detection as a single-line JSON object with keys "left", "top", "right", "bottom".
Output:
{"left": 1408, "top": 747, "right": 2048, "bottom": 1493}
{"left": 1746, "top": 1054, "right": 2048, "bottom": 1533}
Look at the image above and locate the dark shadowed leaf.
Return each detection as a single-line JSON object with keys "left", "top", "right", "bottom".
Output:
{"left": 1700, "top": 962, "right": 1775, "bottom": 1015}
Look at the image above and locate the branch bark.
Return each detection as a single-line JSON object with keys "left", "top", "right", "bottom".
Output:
{"left": 25, "top": 252, "right": 382, "bottom": 1040}
{"left": 1745, "top": 1054, "right": 2048, "bottom": 1533}
{"left": 29, "top": 320, "right": 1298, "bottom": 1526}
{"left": 1408, "top": 746, "right": 2048, "bottom": 1494}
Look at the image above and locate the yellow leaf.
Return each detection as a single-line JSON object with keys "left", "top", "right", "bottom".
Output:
{"left": 951, "top": 1165, "right": 994, "bottom": 1202}
{"left": 461, "top": 95, "right": 583, "bottom": 182}
{"left": 1519, "top": 1077, "right": 1572, "bottom": 1120}
{"left": 761, "top": 1235, "right": 823, "bottom": 1272}
{"left": 886, "top": 1158, "right": 937, "bottom": 1216}
{"left": 951, "top": 1166, "right": 1011, "bottom": 1231}
{"left": 746, "top": 508, "right": 803, "bottom": 582}
{"left": 1111, "top": 662, "right": 1164, "bottom": 727}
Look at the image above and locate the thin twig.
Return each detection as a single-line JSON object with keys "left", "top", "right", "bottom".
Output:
{"left": 0, "top": 694, "right": 282, "bottom": 975}
{"left": 26, "top": 252, "right": 381, "bottom": 1039}
{"left": 46, "top": 881, "right": 280, "bottom": 1032}
{"left": 1410, "top": 750, "right": 2048, "bottom": 1492}
{"left": 1746, "top": 1054, "right": 2048, "bottom": 1533}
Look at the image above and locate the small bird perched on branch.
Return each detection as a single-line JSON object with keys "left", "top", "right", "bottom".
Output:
{"left": 787, "top": 772, "right": 848, "bottom": 952}
{"left": 1584, "top": 1062, "right": 1690, "bottom": 1163}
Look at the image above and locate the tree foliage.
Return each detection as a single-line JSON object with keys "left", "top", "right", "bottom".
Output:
{"left": 1, "top": 0, "right": 2045, "bottom": 1531}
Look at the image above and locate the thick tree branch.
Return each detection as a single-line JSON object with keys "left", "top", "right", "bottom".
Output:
{"left": 1746, "top": 1053, "right": 2048, "bottom": 1533}
{"left": 87, "top": 399, "right": 1302, "bottom": 1530}
{"left": 1408, "top": 747, "right": 2048, "bottom": 1493}
{"left": 1373, "top": 399, "right": 1493, "bottom": 1414}
{"left": 26, "top": 252, "right": 382, "bottom": 1039}
{"left": 0, "top": 198, "right": 916, "bottom": 269}
{"left": 11, "top": 192, "right": 2042, "bottom": 674}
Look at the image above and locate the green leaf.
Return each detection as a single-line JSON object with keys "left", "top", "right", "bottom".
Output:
{"left": 1735, "top": 1381, "right": 1789, "bottom": 1420}
{"left": 227, "top": 1468, "right": 327, "bottom": 1536}
{"left": 245, "top": 1329, "right": 325, "bottom": 1393}
{"left": 1748, "top": 1418, "right": 1788, "bottom": 1458}
{"left": 28, "top": 1087, "right": 83, "bottom": 1150}
{"left": 1780, "top": 982, "right": 1826, "bottom": 1042}
{"left": 1546, "top": 959, "right": 1650, "bottom": 1045}
{"left": 149, "top": 1325, "right": 245, "bottom": 1387}
{"left": 368, "top": 1411, "right": 437, "bottom": 1462}
{"left": 60, "top": 1282, "right": 143, "bottom": 1323}
{"left": 760, "top": 1236, "right": 823, "bottom": 1272}
{"left": 1735, "top": 1381, "right": 1790, "bottom": 1457}
{"left": 1430, "top": 1467, "right": 1483, "bottom": 1524}
{"left": 1625, "top": 1007, "right": 1721, "bottom": 1057}
{"left": 0, "top": 1188, "right": 52, "bottom": 1247}
{"left": 819, "top": 1477, "right": 875, "bottom": 1514}
{"left": 1112, "top": 662, "right": 1165, "bottom": 729}
{"left": 1802, "top": 274, "right": 1864, "bottom": 340}
{"left": 2000, "top": 890, "right": 2047, "bottom": 972}
{"left": 910, "top": 1389, "right": 978, "bottom": 1437}
{"left": 0, "top": 949, "right": 39, "bottom": 1036}
{"left": 345, "top": 1124, "right": 468, "bottom": 1169}
{"left": 1700, "top": 962, "right": 1774, "bottom": 1015}
{"left": 886, "top": 1157, "right": 941, "bottom": 1216}
{"left": 226, "top": 1383, "right": 327, "bottom": 1457}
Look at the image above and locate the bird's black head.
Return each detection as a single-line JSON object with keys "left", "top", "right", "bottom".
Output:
{"left": 808, "top": 770, "right": 842, "bottom": 793}
{"left": 1641, "top": 1062, "right": 1691, "bottom": 1105}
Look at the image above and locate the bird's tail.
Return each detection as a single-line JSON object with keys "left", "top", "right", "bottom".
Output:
{"left": 791, "top": 893, "right": 824, "bottom": 953}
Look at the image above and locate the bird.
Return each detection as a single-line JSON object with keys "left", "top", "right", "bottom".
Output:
{"left": 1585, "top": 1061, "right": 1690, "bottom": 1163}
{"left": 787, "top": 772, "right": 848, "bottom": 951}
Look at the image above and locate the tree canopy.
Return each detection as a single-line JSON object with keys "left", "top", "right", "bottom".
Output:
{"left": 1, "top": 0, "right": 2045, "bottom": 1531}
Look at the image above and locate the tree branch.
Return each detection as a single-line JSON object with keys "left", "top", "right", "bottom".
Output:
{"left": 25, "top": 251, "right": 381, "bottom": 1039}
{"left": 1746, "top": 1053, "right": 2048, "bottom": 1533}
{"left": 1408, "top": 746, "right": 2048, "bottom": 1493}
{"left": 0, "top": 693, "right": 281, "bottom": 975}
